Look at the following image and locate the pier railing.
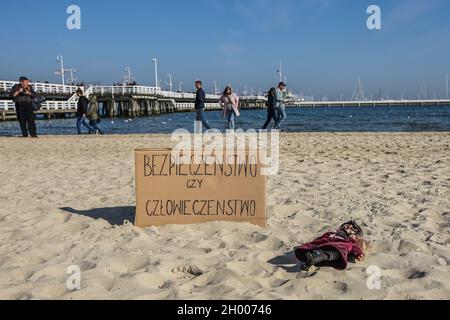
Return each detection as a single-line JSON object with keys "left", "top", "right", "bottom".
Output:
{"left": 1, "top": 80, "right": 262, "bottom": 102}
{"left": 0, "top": 100, "right": 219, "bottom": 112}
{"left": 0, "top": 80, "right": 81, "bottom": 95}
{"left": 83, "top": 86, "right": 221, "bottom": 100}
{"left": 292, "top": 99, "right": 450, "bottom": 107}
{"left": 240, "top": 95, "right": 267, "bottom": 101}
{"left": 0, "top": 101, "right": 16, "bottom": 110}
{"left": 88, "top": 86, "right": 161, "bottom": 96}
{"left": 0, "top": 100, "right": 77, "bottom": 111}
{"left": 176, "top": 102, "right": 221, "bottom": 111}
{"left": 162, "top": 90, "right": 221, "bottom": 100}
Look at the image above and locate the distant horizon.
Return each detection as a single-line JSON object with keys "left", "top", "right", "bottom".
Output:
{"left": 3, "top": 76, "right": 450, "bottom": 102}
{"left": 1, "top": 0, "right": 450, "bottom": 100}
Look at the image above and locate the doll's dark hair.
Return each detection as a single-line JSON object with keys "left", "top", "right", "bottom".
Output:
{"left": 340, "top": 220, "right": 364, "bottom": 237}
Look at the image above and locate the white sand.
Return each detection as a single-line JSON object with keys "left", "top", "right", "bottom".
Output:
{"left": 0, "top": 133, "right": 449, "bottom": 300}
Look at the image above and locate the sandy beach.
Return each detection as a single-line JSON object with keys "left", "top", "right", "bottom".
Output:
{"left": 0, "top": 132, "right": 449, "bottom": 300}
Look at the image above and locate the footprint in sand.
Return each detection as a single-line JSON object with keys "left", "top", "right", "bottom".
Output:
{"left": 172, "top": 265, "right": 203, "bottom": 276}
{"left": 78, "top": 261, "right": 97, "bottom": 271}
{"left": 407, "top": 268, "right": 428, "bottom": 280}
{"left": 13, "top": 292, "right": 33, "bottom": 300}
{"left": 333, "top": 281, "right": 349, "bottom": 293}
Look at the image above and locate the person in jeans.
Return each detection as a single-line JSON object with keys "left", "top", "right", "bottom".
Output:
{"left": 194, "top": 80, "right": 211, "bottom": 130}
{"left": 87, "top": 95, "right": 104, "bottom": 135}
{"left": 9, "top": 76, "right": 38, "bottom": 138}
{"left": 76, "top": 89, "right": 94, "bottom": 134}
{"left": 275, "top": 82, "right": 287, "bottom": 131}
{"left": 219, "top": 86, "right": 240, "bottom": 131}
{"left": 262, "top": 87, "right": 278, "bottom": 129}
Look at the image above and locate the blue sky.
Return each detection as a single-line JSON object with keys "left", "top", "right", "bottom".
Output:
{"left": 0, "top": 0, "right": 449, "bottom": 99}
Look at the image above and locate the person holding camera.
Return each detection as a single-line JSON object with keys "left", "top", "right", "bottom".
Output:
{"left": 10, "top": 76, "right": 38, "bottom": 138}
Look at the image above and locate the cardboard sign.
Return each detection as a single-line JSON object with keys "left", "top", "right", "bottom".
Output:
{"left": 135, "top": 149, "right": 267, "bottom": 227}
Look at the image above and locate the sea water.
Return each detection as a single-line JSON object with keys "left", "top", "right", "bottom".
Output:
{"left": 0, "top": 106, "right": 449, "bottom": 136}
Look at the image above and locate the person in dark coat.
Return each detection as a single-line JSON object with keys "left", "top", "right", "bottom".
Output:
{"left": 9, "top": 76, "right": 38, "bottom": 138}
{"left": 295, "top": 221, "right": 366, "bottom": 271}
{"left": 76, "top": 89, "right": 94, "bottom": 134}
{"left": 194, "top": 80, "right": 211, "bottom": 130}
{"left": 262, "top": 87, "right": 278, "bottom": 129}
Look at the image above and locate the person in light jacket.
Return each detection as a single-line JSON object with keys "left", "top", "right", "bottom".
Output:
{"left": 87, "top": 95, "right": 104, "bottom": 135}
{"left": 275, "top": 82, "right": 287, "bottom": 131}
{"left": 219, "top": 86, "right": 240, "bottom": 131}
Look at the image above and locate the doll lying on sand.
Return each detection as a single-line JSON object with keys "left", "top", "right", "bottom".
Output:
{"left": 295, "top": 220, "right": 369, "bottom": 272}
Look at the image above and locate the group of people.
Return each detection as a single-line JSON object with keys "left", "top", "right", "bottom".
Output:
{"left": 76, "top": 89, "right": 104, "bottom": 135}
{"left": 9, "top": 76, "right": 290, "bottom": 137}
{"left": 194, "top": 80, "right": 289, "bottom": 131}
{"left": 9, "top": 77, "right": 104, "bottom": 137}
{"left": 263, "top": 82, "right": 288, "bottom": 131}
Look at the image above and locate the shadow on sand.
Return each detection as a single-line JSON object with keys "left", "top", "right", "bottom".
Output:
{"left": 268, "top": 251, "right": 320, "bottom": 278}
{"left": 267, "top": 250, "right": 304, "bottom": 273}
{"left": 60, "top": 206, "right": 135, "bottom": 226}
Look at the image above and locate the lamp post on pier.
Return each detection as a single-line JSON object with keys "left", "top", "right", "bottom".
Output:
{"left": 167, "top": 74, "right": 173, "bottom": 92}
{"left": 152, "top": 58, "right": 159, "bottom": 88}
{"left": 446, "top": 74, "right": 449, "bottom": 99}
{"left": 68, "top": 68, "right": 77, "bottom": 85}
{"left": 277, "top": 61, "right": 282, "bottom": 82}
{"left": 56, "top": 55, "right": 65, "bottom": 85}
{"left": 124, "top": 66, "right": 131, "bottom": 85}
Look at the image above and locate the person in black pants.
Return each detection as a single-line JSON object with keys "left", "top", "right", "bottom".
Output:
{"left": 262, "top": 87, "right": 278, "bottom": 129}
{"left": 194, "top": 80, "right": 211, "bottom": 130}
{"left": 10, "top": 76, "right": 38, "bottom": 138}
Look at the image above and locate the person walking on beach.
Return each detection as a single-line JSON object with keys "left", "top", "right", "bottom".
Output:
{"left": 262, "top": 87, "right": 278, "bottom": 129}
{"left": 87, "top": 95, "right": 104, "bottom": 135}
{"left": 194, "top": 80, "right": 211, "bottom": 130}
{"left": 275, "top": 82, "right": 287, "bottom": 131}
{"left": 76, "top": 89, "right": 94, "bottom": 134}
{"left": 9, "top": 76, "right": 38, "bottom": 138}
{"left": 219, "top": 86, "right": 240, "bottom": 131}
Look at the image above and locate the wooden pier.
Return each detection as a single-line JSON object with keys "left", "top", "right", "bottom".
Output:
{"left": 0, "top": 82, "right": 268, "bottom": 121}
{"left": 291, "top": 99, "right": 450, "bottom": 108}
{"left": 1, "top": 80, "right": 449, "bottom": 121}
